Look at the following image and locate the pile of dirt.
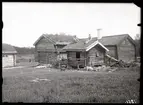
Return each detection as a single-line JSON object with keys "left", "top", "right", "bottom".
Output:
{"left": 84, "top": 65, "right": 117, "bottom": 72}
{"left": 110, "top": 60, "right": 140, "bottom": 68}
{"left": 29, "top": 78, "right": 51, "bottom": 82}
{"left": 94, "top": 66, "right": 118, "bottom": 72}
{"left": 35, "top": 64, "right": 52, "bottom": 68}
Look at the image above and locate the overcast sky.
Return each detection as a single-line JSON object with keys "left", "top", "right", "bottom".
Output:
{"left": 2, "top": 3, "right": 140, "bottom": 47}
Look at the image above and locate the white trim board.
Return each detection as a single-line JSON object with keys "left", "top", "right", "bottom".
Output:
{"left": 86, "top": 40, "right": 109, "bottom": 52}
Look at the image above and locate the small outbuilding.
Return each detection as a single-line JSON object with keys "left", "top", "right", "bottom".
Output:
{"left": 63, "top": 37, "right": 109, "bottom": 68}
{"left": 99, "top": 34, "right": 137, "bottom": 62}
{"left": 2, "top": 43, "right": 17, "bottom": 67}
{"left": 33, "top": 34, "right": 78, "bottom": 64}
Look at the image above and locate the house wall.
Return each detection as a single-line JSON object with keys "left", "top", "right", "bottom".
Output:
{"left": 37, "top": 51, "right": 57, "bottom": 64}
{"left": 67, "top": 51, "right": 85, "bottom": 68}
{"left": 34, "top": 37, "right": 68, "bottom": 63}
{"left": 35, "top": 37, "right": 55, "bottom": 63}
{"left": 118, "top": 38, "right": 136, "bottom": 62}
{"left": 67, "top": 45, "right": 106, "bottom": 68}
{"left": 2, "top": 54, "right": 16, "bottom": 67}
{"left": 87, "top": 45, "right": 105, "bottom": 66}
{"left": 105, "top": 45, "right": 117, "bottom": 59}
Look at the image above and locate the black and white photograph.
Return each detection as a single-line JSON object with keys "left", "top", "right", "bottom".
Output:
{"left": 2, "top": 2, "right": 140, "bottom": 103}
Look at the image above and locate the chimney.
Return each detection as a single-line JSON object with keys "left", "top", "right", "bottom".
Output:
{"left": 73, "top": 35, "right": 79, "bottom": 42}
{"left": 97, "top": 28, "right": 102, "bottom": 40}
{"left": 85, "top": 34, "right": 92, "bottom": 44}
{"left": 88, "top": 34, "right": 91, "bottom": 40}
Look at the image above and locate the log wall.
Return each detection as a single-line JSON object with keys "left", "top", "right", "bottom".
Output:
{"left": 118, "top": 38, "right": 136, "bottom": 62}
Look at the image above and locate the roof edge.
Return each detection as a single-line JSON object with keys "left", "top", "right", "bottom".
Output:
{"left": 33, "top": 34, "right": 55, "bottom": 46}
{"left": 86, "top": 40, "right": 109, "bottom": 52}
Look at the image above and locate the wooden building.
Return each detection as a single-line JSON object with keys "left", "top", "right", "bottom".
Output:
{"left": 33, "top": 34, "right": 137, "bottom": 68}
{"left": 33, "top": 34, "right": 78, "bottom": 64}
{"left": 99, "top": 34, "right": 137, "bottom": 62}
{"left": 2, "top": 43, "right": 17, "bottom": 67}
{"left": 63, "top": 37, "right": 109, "bottom": 68}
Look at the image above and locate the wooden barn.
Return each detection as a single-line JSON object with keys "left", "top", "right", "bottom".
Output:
{"left": 2, "top": 43, "right": 17, "bottom": 67}
{"left": 33, "top": 34, "right": 78, "bottom": 64}
{"left": 99, "top": 34, "right": 137, "bottom": 62}
{"left": 63, "top": 37, "right": 109, "bottom": 68}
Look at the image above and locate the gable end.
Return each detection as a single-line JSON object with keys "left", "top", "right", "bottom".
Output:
{"left": 33, "top": 35, "right": 54, "bottom": 46}
{"left": 118, "top": 35, "right": 136, "bottom": 47}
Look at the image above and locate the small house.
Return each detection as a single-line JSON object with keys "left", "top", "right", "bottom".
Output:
{"left": 33, "top": 34, "right": 78, "bottom": 64}
{"left": 2, "top": 43, "right": 17, "bottom": 67}
{"left": 63, "top": 37, "right": 109, "bottom": 68}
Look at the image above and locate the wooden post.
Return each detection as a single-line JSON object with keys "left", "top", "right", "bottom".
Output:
{"left": 13, "top": 54, "right": 15, "bottom": 66}
{"left": 84, "top": 51, "right": 86, "bottom": 67}
{"left": 67, "top": 52, "right": 69, "bottom": 69}
{"left": 46, "top": 52, "right": 47, "bottom": 64}
{"left": 58, "top": 53, "right": 61, "bottom": 69}
{"left": 77, "top": 60, "right": 79, "bottom": 70}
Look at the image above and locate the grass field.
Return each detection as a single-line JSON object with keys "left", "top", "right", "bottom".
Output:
{"left": 2, "top": 66, "right": 140, "bottom": 103}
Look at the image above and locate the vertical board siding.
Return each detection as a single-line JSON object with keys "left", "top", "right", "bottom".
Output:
{"left": 67, "top": 45, "right": 105, "bottom": 67}
{"left": 38, "top": 51, "right": 57, "bottom": 64}
{"left": 118, "top": 38, "right": 135, "bottom": 62}
{"left": 68, "top": 51, "right": 85, "bottom": 67}
{"left": 87, "top": 45, "right": 105, "bottom": 66}
{"left": 3, "top": 54, "right": 14, "bottom": 67}
{"left": 105, "top": 46, "right": 117, "bottom": 59}
{"left": 35, "top": 37, "right": 57, "bottom": 64}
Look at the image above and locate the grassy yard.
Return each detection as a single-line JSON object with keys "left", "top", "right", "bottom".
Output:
{"left": 2, "top": 66, "right": 140, "bottom": 103}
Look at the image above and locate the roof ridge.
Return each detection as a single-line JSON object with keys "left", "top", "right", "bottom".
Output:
{"left": 42, "top": 33, "right": 78, "bottom": 44}
{"left": 79, "top": 34, "right": 129, "bottom": 39}
{"left": 102, "top": 34, "right": 129, "bottom": 38}
{"left": 42, "top": 34, "right": 56, "bottom": 43}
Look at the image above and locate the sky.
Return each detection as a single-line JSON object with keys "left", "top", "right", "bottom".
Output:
{"left": 2, "top": 3, "right": 140, "bottom": 47}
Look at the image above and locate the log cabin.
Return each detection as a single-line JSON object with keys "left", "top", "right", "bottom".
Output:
{"left": 2, "top": 43, "right": 17, "bottom": 67}
{"left": 63, "top": 37, "right": 109, "bottom": 68}
{"left": 99, "top": 34, "right": 137, "bottom": 62}
{"left": 33, "top": 34, "right": 78, "bottom": 64}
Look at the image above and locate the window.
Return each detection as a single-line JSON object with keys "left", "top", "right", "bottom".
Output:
{"left": 76, "top": 52, "right": 80, "bottom": 61}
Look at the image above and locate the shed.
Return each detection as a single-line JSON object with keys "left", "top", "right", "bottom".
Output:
{"left": 33, "top": 34, "right": 78, "bottom": 64}
{"left": 99, "top": 34, "right": 137, "bottom": 62}
{"left": 2, "top": 43, "right": 17, "bottom": 67}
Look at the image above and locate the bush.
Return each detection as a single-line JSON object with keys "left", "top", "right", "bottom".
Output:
{"left": 52, "top": 60, "right": 60, "bottom": 68}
